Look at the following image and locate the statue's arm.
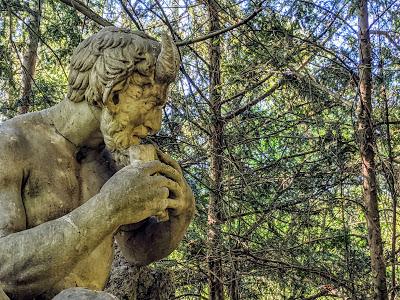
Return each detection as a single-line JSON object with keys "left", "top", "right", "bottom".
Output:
{"left": 0, "top": 139, "right": 116, "bottom": 297}
{"left": 0, "top": 177, "right": 116, "bottom": 298}
{"left": 0, "top": 153, "right": 178, "bottom": 298}
{"left": 115, "top": 151, "right": 195, "bottom": 266}
{"left": 115, "top": 193, "right": 195, "bottom": 266}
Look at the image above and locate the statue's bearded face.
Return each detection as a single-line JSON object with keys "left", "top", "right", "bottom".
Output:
{"left": 100, "top": 73, "right": 169, "bottom": 152}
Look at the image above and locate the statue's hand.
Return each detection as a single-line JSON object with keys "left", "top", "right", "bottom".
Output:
{"left": 156, "top": 149, "right": 195, "bottom": 217}
{"left": 100, "top": 160, "right": 184, "bottom": 226}
{"left": 113, "top": 150, "right": 195, "bottom": 265}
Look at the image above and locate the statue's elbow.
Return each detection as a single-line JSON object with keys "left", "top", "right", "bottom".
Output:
{"left": 123, "top": 251, "right": 163, "bottom": 267}
{"left": 0, "top": 263, "right": 55, "bottom": 299}
{"left": 1, "top": 282, "right": 46, "bottom": 300}
{"left": 122, "top": 246, "right": 174, "bottom": 267}
{"left": 0, "top": 287, "right": 9, "bottom": 300}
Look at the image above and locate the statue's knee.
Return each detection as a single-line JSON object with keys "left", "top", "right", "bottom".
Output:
{"left": 52, "top": 288, "right": 118, "bottom": 300}
{"left": 0, "top": 287, "right": 10, "bottom": 300}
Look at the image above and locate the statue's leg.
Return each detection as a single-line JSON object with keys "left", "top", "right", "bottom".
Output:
{"left": 52, "top": 288, "right": 118, "bottom": 300}
{"left": 0, "top": 287, "right": 10, "bottom": 300}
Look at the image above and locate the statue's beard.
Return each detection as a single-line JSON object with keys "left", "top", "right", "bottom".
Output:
{"left": 100, "top": 108, "right": 135, "bottom": 168}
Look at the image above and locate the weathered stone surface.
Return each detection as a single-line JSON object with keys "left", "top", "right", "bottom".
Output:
{"left": 0, "top": 27, "right": 194, "bottom": 299}
{"left": 105, "top": 244, "right": 175, "bottom": 300}
{"left": 53, "top": 288, "right": 118, "bottom": 300}
{"left": 0, "top": 288, "right": 10, "bottom": 300}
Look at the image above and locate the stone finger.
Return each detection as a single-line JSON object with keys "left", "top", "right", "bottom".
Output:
{"left": 156, "top": 164, "right": 185, "bottom": 188}
{"left": 152, "top": 176, "right": 183, "bottom": 199}
{"left": 143, "top": 161, "right": 184, "bottom": 187}
{"left": 155, "top": 148, "right": 182, "bottom": 173}
{"left": 165, "top": 198, "right": 181, "bottom": 210}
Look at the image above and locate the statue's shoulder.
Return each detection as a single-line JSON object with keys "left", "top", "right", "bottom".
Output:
{"left": 0, "top": 112, "right": 42, "bottom": 159}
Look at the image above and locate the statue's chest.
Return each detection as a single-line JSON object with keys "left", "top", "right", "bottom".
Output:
{"left": 22, "top": 149, "right": 114, "bottom": 228}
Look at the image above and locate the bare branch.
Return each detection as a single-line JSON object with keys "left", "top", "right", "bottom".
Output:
{"left": 119, "top": 0, "right": 143, "bottom": 30}
{"left": 370, "top": 30, "right": 400, "bottom": 52}
{"left": 57, "top": 0, "right": 113, "bottom": 27}
{"left": 223, "top": 80, "right": 282, "bottom": 121}
{"left": 176, "top": 6, "right": 263, "bottom": 47}
{"left": 8, "top": 9, "right": 68, "bottom": 79}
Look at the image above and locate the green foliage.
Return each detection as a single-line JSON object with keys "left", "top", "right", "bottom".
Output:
{"left": 1, "top": 0, "right": 399, "bottom": 299}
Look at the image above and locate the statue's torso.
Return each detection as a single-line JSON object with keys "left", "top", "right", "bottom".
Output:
{"left": 14, "top": 116, "right": 117, "bottom": 297}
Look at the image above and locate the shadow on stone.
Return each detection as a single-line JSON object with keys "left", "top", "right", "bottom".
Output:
{"left": 52, "top": 288, "right": 118, "bottom": 300}
{"left": 105, "top": 245, "right": 175, "bottom": 300}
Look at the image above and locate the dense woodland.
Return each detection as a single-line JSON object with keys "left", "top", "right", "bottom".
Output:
{"left": 0, "top": 0, "right": 399, "bottom": 299}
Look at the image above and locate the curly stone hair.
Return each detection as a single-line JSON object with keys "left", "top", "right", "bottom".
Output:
{"left": 67, "top": 27, "right": 180, "bottom": 106}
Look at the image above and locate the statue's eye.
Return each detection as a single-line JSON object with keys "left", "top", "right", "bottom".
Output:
{"left": 112, "top": 94, "right": 119, "bottom": 105}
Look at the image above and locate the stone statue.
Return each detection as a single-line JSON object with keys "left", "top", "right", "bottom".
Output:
{"left": 0, "top": 27, "right": 195, "bottom": 299}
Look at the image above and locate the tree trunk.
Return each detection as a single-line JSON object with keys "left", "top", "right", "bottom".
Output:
{"left": 382, "top": 72, "right": 397, "bottom": 300}
{"left": 19, "top": 0, "right": 42, "bottom": 114}
{"left": 357, "top": 1, "right": 388, "bottom": 299}
{"left": 206, "top": 0, "right": 224, "bottom": 299}
{"left": 229, "top": 260, "right": 239, "bottom": 300}
{"left": 378, "top": 50, "right": 397, "bottom": 300}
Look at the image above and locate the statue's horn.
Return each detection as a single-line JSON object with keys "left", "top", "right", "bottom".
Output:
{"left": 155, "top": 33, "right": 180, "bottom": 83}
